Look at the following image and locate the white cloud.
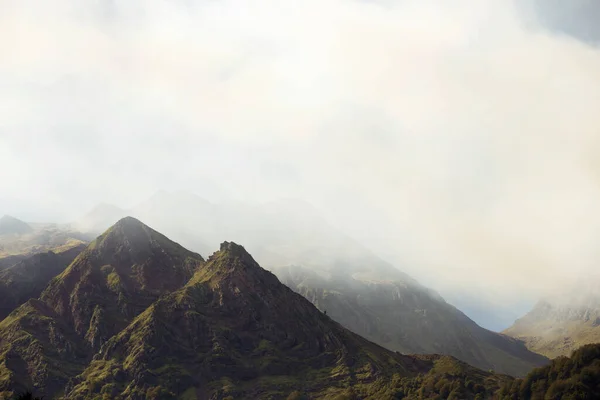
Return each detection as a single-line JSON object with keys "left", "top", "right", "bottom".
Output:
{"left": 1, "top": 0, "right": 600, "bottom": 326}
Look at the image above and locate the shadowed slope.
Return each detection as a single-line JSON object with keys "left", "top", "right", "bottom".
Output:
{"left": 0, "top": 244, "right": 86, "bottom": 320}
{"left": 277, "top": 265, "right": 549, "bottom": 377}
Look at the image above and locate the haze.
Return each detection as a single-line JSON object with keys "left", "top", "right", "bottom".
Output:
{"left": 1, "top": 0, "right": 600, "bottom": 331}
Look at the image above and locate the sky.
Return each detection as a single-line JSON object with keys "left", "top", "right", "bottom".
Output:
{"left": 1, "top": 0, "right": 600, "bottom": 331}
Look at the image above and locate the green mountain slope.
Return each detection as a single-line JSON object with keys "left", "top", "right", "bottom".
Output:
{"left": 0, "top": 217, "right": 205, "bottom": 399}
{"left": 276, "top": 265, "right": 548, "bottom": 377}
{"left": 0, "top": 299, "right": 90, "bottom": 398}
{"left": 40, "top": 217, "right": 205, "bottom": 350}
{"left": 0, "top": 244, "right": 86, "bottom": 320}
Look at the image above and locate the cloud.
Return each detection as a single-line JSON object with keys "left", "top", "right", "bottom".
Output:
{"left": 1, "top": 0, "right": 600, "bottom": 327}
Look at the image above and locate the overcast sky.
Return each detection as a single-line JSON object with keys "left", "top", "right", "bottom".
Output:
{"left": 2, "top": 0, "right": 600, "bottom": 330}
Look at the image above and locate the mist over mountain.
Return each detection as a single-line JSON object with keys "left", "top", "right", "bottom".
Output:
{"left": 276, "top": 265, "right": 547, "bottom": 377}
{"left": 0, "top": 218, "right": 512, "bottom": 399}
{"left": 0, "top": 215, "right": 33, "bottom": 236}
{"left": 73, "top": 192, "right": 399, "bottom": 276}
{"left": 0, "top": 218, "right": 88, "bottom": 259}
{"left": 2, "top": 0, "right": 600, "bottom": 338}
{"left": 504, "top": 275, "right": 600, "bottom": 359}
{"left": 70, "top": 192, "right": 549, "bottom": 377}
{"left": 2, "top": 0, "right": 600, "bottom": 397}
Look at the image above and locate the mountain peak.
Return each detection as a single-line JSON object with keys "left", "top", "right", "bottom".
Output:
{"left": 91, "top": 216, "right": 165, "bottom": 258}
{"left": 0, "top": 215, "right": 33, "bottom": 235}
{"left": 112, "top": 215, "right": 145, "bottom": 229}
{"left": 41, "top": 218, "right": 205, "bottom": 348}
{"left": 219, "top": 240, "right": 252, "bottom": 258}
{"left": 186, "top": 241, "right": 285, "bottom": 296}
{"left": 211, "top": 241, "right": 266, "bottom": 274}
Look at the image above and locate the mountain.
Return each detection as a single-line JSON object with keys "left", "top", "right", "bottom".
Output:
{"left": 0, "top": 221, "right": 495, "bottom": 399}
{"left": 504, "top": 278, "right": 600, "bottom": 359}
{"left": 74, "top": 193, "right": 548, "bottom": 377}
{"left": 41, "top": 217, "right": 205, "bottom": 349}
{"left": 0, "top": 215, "right": 33, "bottom": 236}
{"left": 0, "top": 220, "right": 532, "bottom": 399}
{"left": 0, "top": 217, "right": 205, "bottom": 398}
{"left": 64, "top": 242, "right": 502, "bottom": 399}
{"left": 276, "top": 265, "right": 549, "bottom": 378}
{"left": 0, "top": 244, "right": 86, "bottom": 320}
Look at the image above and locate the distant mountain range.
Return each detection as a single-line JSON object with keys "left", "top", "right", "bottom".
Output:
{"left": 0, "top": 215, "right": 89, "bottom": 258}
{"left": 0, "top": 218, "right": 504, "bottom": 399}
{"left": 0, "top": 215, "right": 34, "bottom": 236}
{"left": 1, "top": 216, "right": 599, "bottom": 399}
